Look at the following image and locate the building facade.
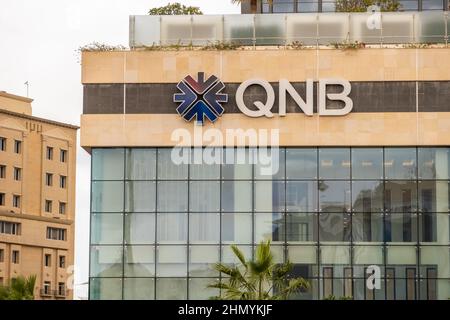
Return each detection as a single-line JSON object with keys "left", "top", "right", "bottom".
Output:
{"left": 82, "top": 13, "right": 450, "bottom": 300}
{"left": 0, "top": 91, "right": 78, "bottom": 299}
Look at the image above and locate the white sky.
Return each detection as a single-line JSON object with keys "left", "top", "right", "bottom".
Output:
{"left": 0, "top": 0, "right": 239, "bottom": 299}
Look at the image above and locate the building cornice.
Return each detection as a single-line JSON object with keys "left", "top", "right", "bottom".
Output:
{"left": 0, "top": 108, "right": 79, "bottom": 130}
{"left": 0, "top": 210, "right": 74, "bottom": 226}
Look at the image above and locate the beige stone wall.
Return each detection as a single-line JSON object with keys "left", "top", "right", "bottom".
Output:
{"left": 0, "top": 109, "right": 77, "bottom": 300}
{"left": 0, "top": 93, "right": 32, "bottom": 115}
{"left": 81, "top": 48, "right": 450, "bottom": 84}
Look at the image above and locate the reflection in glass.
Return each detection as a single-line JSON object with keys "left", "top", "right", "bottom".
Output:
{"left": 384, "top": 181, "right": 417, "bottom": 213}
{"left": 124, "top": 278, "right": 154, "bottom": 300}
{"left": 221, "top": 181, "right": 252, "bottom": 212}
{"left": 91, "top": 214, "right": 123, "bottom": 245}
{"left": 254, "top": 212, "right": 285, "bottom": 243}
{"left": 352, "top": 181, "right": 383, "bottom": 213}
{"left": 319, "top": 180, "right": 351, "bottom": 213}
{"left": 92, "top": 148, "right": 124, "bottom": 180}
{"left": 91, "top": 181, "right": 124, "bottom": 212}
{"left": 418, "top": 148, "right": 450, "bottom": 180}
{"left": 419, "top": 213, "right": 438, "bottom": 242}
{"left": 352, "top": 148, "right": 383, "bottom": 179}
{"left": 157, "top": 148, "right": 188, "bottom": 180}
{"left": 125, "top": 213, "right": 155, "bottom": 244}
{"left": 157, "top": 246, "right": 187, "bottom": 277}
{"left": 189, "top": 245, "right": 219, "bottom": 277}
{"left": 90, "top": 278, "right": 122, "bottom": 300}
{"left": 254, "top": 181, "right": 285, "bottom": 212}
{"left": 156, "top": 278, "right": 187, "bottom": 300}
{"left": 221, "top": 212, "right": 252, "bottom": 244}
{"left": 157, "top": 181, "right": 188, "bottom": 212}
{"left": 255, "top": 148, "right": 285, "bottom": 180}
{"left": 124, "top": 245, "right": 155, "bottom": 277}
{"left": 286, "top": 181, "right": 318, "bottom": 212}
{"left": 189, "top": 181, "right": 220, "bottom": 212}
{"left": 418, "top": 180, "right": 449, "bottom": 213}
{"left": 157, "top": 213, "right": 187, "bottom": 243}
{"left": 126, "top": 149, "right": 156, "bottom": 180}
{"left": 319, "top": 213, "right": 351, "bottom": 242}
{"left": 384, "top": 148, "right": 417, "bottom": 180}
{"left": 319, "top": 148, "right": 350, "bottom": 179}
{"left": 189, "top": 278, "right": 219, "bottom": 300}
{"left": 190, "top": 213, "right": 220, "bottom": 244}
{"left": 222, "top": 148, "right": 253, "bottom": 180}
{"left": 352, "top": 213, "right": 383, "bottom": 242}
{"left": 90, "top": 245, "right": 123, "bottom": 277}
{"left": 190, "top": 148, "right": 220, "bottom": 179}
{"left": 385, "top": 213, "right": 418, "bottom": 242}
{"left": 125, "top": 181, "right": 156, "bottom": 212}
{"left": 286, "top": 213, "right": 317, "bottom": 242}
{"left": 286, "top": 148, "right": 317, "bottom": 179}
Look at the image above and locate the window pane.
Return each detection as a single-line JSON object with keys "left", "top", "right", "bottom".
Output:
{"left": 254, "top": 212, "right": 285, "bottom": 243}
{"left": 420, "top": 246, "right": 450, "bottom": 279}
{"left": 384, "top": 148, "right": 417, "bottom": 180}
{"left": 221, "top": 181, "right": 252, "bottom": 212}
{"left": 157, "top": 148, "right": 188, "bottom": 180}
{"left": 419, "top": 213, "right": 445, "bottom": 243}
{"left": 320, "top": 246, "right": 350, "bottom": 264}
{"left": 286, "top": 213, "right": 317, "bottom": 242}
{"left": 157, "top": 181, "right": 188, "bottom": 212}
{"left": 297, "top": 0, "right": 319, "bottom": 12}
{"left": 319, "top": 148, "right": 350, "bottom": 179}
{"left": 418, "top": 180, "right": 449, "bottom": 213}
{"left": 352, "top": 148, "right": 383, "bottom": 179}
{"left": 254, "top": 181, "right": 285, "bottom": 212}
{"left": 286, "top": 148, "right": 317, "bottom": 179}
{"left": 157, "top": 213, "right": 187, "bottom": 243}
{"left": 221, "top": 212, "right": 252, "bottom": 244}
{"left": 156, "top": 278, "right": 187, "bottom": 300}
{"left": 385, "top": 213, "right": 418, "bottom": 242}
{"left": 221, "top": 245, "right": 252, "bottom": 264}
{"left": 91, "top": 181, "right": 124, "bottom": 212}
{"left": 125, "top": 213, "right": 155, "bottom": 244}
{"left": 124, "top": 278, "right": 154, "bottom": 300}
{"left": 189, "top": 245, "right": 220, "bottom": 277}
{"left": 190, "top": 148, "right": 220, "bottom": 179}
{"left": 254, "top": 148, "right": 285, "bottom": 180}
{"left": 125, "top": 181, "right": 156, "bottom": 212}
{"left": 125, "top": 148, "right": 156, "bottom": 180}
{"left": 353, "top": 245, "right": 383, "bottom": 265}
{"left": 189, "top": 278, "right": 219, "bottom": 300}
{"left": 189, "top": 213, "right": 220, "bottom": 244}
{"left": 319, "top": 213, "right": 351, "bottom": 242}
{"left": 92, "top": 148, "right": 124, "bottom": 180}
{"left": 352, "top": 181, "right": 383, "bottom": 213}
{"left": 273, "top": 0, "right": 295, "bottom": 12}
{"left": 222, "top": 148, "right": 253, "bottom": 180}
{"left": 352, "top": 213, "right": 384, "bottom": 242}
{"left": 319, "top": 180, "right": 351, "bottom": 213}
{"left": 189, "top": 181, "right": 220, "bottom": 212}
{"left": 91, "top": 214, "right": 123, "bottom": 245}
{"left": 418, "top": 148, "right": 450, "bottom": 179}
{"left": 157, "top": 246, "right": 187, "bottom": 277}
{"left": 90, "top": 278, "right": 122, "bottom": 300}
{"left": 384, "top": 181, "right": 417, "bottom": 213}
{"left": 286, "top": 181, "right": 318, "bottom": 212}
{"left": 90, "top": 245, "right": 123, "bottom": 277}
{"left": 124, "top": 245, "right": 155, "bottom": 277}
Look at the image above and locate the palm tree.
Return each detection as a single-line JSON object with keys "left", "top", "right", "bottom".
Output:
{"left": 209, "top": 240, "right": 309, "bottom": 300}
{"left": 0, "top": 275, "right": 37, "bottom": 300}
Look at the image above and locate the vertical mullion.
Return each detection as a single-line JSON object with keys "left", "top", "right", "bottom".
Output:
{"left": 121, "top": 148, "right": 126, "bottom": 300}
{"left": 154, "top": 148, "right": 159, "bottom": 300}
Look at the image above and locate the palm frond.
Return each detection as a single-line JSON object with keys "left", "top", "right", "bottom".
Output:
{"left": 230, "top": 244, "right": 247, "bottom": 269}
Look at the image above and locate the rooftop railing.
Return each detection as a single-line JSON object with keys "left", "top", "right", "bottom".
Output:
{"left": 129, "top": 12, "right": 449, "bottom": 48}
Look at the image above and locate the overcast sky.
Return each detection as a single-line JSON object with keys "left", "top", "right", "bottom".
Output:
{"left": 0, "top": 0, "right": 239, "bottom": 299}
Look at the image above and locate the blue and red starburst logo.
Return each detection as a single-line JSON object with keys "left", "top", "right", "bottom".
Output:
{"left": 174, "top": 72, "right": 228, "bottom": 125}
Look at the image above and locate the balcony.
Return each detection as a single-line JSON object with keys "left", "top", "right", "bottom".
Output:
{"left": 129, "top": 11, "right": 449, "bottom": 48}
{"left": 40, "top": 288, "right": 53, "bottom": 297}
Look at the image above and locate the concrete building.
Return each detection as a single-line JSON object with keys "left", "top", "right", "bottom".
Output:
{"left": 82, "top": 11, "right": 450, "bottom": 300}
{"left": 0, "top": 91, "right": 78, "bottom": 299}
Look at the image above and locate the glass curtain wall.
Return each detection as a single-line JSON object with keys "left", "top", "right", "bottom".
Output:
{"left": 89, "top": 147, "right": 450, "bottom": 300}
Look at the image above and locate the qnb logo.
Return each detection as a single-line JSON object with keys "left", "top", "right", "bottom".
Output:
{"left": 174, "top": 72, "right": 228, "bottom": 125}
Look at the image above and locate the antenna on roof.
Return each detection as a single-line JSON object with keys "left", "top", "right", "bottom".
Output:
{"left": 24, "top": 81, "right": 29, "bottom": 97}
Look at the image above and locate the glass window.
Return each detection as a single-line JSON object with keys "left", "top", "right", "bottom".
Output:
{"left": 189, "top": 213, "right": 220, "bottom": 244}
{"left": 157, "top": 148, "right": 188, "bottom": 180}
{"left": 124, "top": 245, "right": 155, "bottom": 277}
{"left": 222, "top": 212, "right": 252, "bottom": 244}
{"left": 157, "top": 181, "right": 188, "bottom": 212}
{"left": 90, "top": 245, "right": 123, "bottom": 277}
{"left": 420, "top": 246, "right": 450, "bottom": 280}
{"left": 321, "top": 0, "right": 336, "bottom": 12}
{"left": 254, "top": 148, "right": 285, "bottom": 180}
{"left": 422, "top": 0, "right": 444, "bottom": 10}
{"left": 222, "top": 148, "right": 253, "bottom": 180}
{"left": 320, "top": 246, "right": 351, "bottom": 264}
{"left": 272, "top": 0, "right": 295, "bottom": 13}
{"left": 189, "top": 245, "right": 220, "bottom": 277}
{"left": 384, "top": 181, "right": 417, "bottom": 213}
{"left": 125, "top": 181, "right": 156, "bottom": 212}
{"left": 286, "top": 213, "right": 317, "bottom": 242}
{"left": 286, "top": 181, "right": 318, "bottom": 212}
{"left": 125, "top": 213, "right": 155, "bottom": 244}
{"left": 385, "top": 213, "right": 418, "bottom": 242}
{"left": 189, "top": 278, "right": 219, "bottom": 300}
{"left": 419, "top": 213, "right": 440, "bottom": 243}
{"left": 90, "top": 278, "right": 122, "bottom": 300}
{"left": 156, "top": 278, "right": 187, "bottom": 300}
{"left": 352, "top": 148, "right": 383, "bottom": 179}
{"left": 319, "top": 148, "right": 350, "bottom": 180}
{"left": 157, "top": 213, "right": 187, "bottom": 243}
{"left": 352, "top": 213, "right": 384, "bottom": 242}
{"left": 125, "top": 148, "right": 156, "bottom": 180}
{"left": 286, "top": 148, "right": 317, "bottom": 179}
{"left": 189, "top": 181, "right": 220, "bottom": 212}
{"left": 92, "top": 148, "right": 124, "bottom": 180}
{"left": 384, "top": 148, "right": 417, "bottom": 180}
{"left": 190, "top": 148, "right": 221, "bottom": 179}
{"left": 254, "top": 212, "right": 285, "bottom": 243}
{"left": 297, "top": 0, "right": 319, "bottom": 12}
{"left": 418, "top": 180, "right": 449, "bottom": 213}
{"left": 124, "top": 278, "right": 154, "bottom": 300}
{"left": 398, "top": 0, "right": 419, "bottom": 10}
{"left": 319, "top": 213, "right": 351, "bottom": 242}
{"left": 319, "top": 180, "right": 351, "bottom": 213}
{"left": 287, "top": 246, "right": 317, "bottom": 264}
{"left": 156, "top": 246, "right": 187, "bottom": 277}
{"left": 221, "top": 245, "right": 252, "bottom": 264}
{"left": 91, "top": 181, "right": 124, "bottom": 212}
{"left": 254, "top": 181, "right": 285, "bottom": 212}
{"left": 221, "top": 181, "right": 252, "bottom": 212}
{"left": 353, "top": 245, "right": 383, "bottom": 266}
{"left": 90, "top": 214, "right": 123, "bottom": 245}
{"left": 352, "top": 181, "right": 383, "bottom": 213}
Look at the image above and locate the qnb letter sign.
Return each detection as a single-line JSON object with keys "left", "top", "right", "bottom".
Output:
{"left": 236, "top": 78, "right": 353, "bottom": 117}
